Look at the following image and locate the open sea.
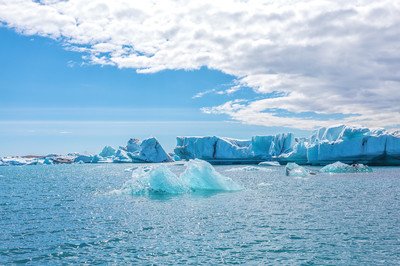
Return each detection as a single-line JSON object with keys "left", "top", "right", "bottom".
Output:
{"left": 0, "top": 164, "right": 399, "bottom": 264}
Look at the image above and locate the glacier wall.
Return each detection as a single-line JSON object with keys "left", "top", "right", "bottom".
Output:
{"left": 174, "top": 125, "right": 400, "bottom": 166}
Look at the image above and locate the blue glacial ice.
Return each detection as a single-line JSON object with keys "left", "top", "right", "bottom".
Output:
{"left": 121, "top": 159, "right": 242, "bottom": 195}
{"left": 174, "top": 125, "right": 400, "bottom": 166}
{"left": 320, "top": 161, "right": 373, "bottom": 173}
{"left": 74, "top": 154, "right": 94, "bottom": 163}
{"left": 307, "top": 125, "right": 400, "bottom": 165}
{"left": 99, "top": 146, "right": 116, "bottom": 158}
{"left": 2, "top": 124, "right": 399, "bottom": 167}
{"left": 131, "top": 137, "right": 173, "bottom": 163}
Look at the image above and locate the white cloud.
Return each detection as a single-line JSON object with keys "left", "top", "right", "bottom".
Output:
{"left": 1, "top": 0, "right": 399, "bottom": 129}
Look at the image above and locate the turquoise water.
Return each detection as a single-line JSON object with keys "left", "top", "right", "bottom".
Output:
{"left": 1, "top": 164, "right": 399, "bottom": 264}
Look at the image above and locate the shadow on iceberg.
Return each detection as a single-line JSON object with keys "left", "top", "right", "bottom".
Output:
{"left": 119, "top": 159, "right": 243, "bottom": 197}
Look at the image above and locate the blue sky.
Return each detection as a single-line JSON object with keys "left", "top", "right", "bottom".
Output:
{"left": 0, "top": 27, "right": 308, "bottom": 156}
{"left": 1, "top": 1, "right": 399, "bottom": 156}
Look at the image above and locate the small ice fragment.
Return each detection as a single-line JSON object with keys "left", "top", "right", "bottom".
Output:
{"left": 320, "top": 161, "right": 373, "bottom": 173}
{"left": 258, "top": 161, "right": 280, "bottom": 166}
{"left": 225, "top": 166, "right": 271, "bottom": 172}
{"left": 285, "top": 163, "right": 313, "bottom": 177}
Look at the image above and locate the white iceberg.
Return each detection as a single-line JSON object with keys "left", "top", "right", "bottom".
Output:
{"left": 307, "top": 125, "right": 400, "bottom": 165}
{"left": 131, "top": 137, "right": 172, "bottom": 163}
{"left": 285, "top": 163, "right": 313, "bottom": 177}
{"left": 122, "top": 159, "right": 242, "bottom": 195}
{"left": 320, "top": 161, "right": 373, "bottom": 173}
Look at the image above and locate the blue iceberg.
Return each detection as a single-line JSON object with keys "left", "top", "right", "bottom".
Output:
{"left": 99, "top": 146, "right": 116, "bottom": 158}
{"left": 122, "top": 159, "right": 242, "bottom": 195}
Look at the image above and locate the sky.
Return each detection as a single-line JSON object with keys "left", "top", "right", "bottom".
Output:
{"left": 0, "top": 0, "right": 399, "bottom": 156}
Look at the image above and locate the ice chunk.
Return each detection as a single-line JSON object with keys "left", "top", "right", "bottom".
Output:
{"left": 258, "top": 161, "right": 281, "bottom": 166}
{"left": 122, "top": 159, "right": 242, "bottom": 195}
{"left": 99, "top": 146, "right": 116, "bottom": 158}
{"left": 225, "top": 166, "right": 271, "bottom": 172}
{"left": 285, "top": 163, "right": 313, "bottom": 177}
{"left": 320, "top": 161, "right": 373, "bottom": 173}
{"left": 181, "top": 159, "right": 242, "bottom": 191}
{"left": 127, "top": 166, "right": 188, "bottom": 195}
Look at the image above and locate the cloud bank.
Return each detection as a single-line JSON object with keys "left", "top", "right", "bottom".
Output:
{"left": 1, "top": 0, "right": 399, "bottom": 129}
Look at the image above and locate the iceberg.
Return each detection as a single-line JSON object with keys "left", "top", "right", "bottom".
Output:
{"left": 307, "top": 125, "right": 400, "bottom": 165}
{"left": 131, "top": 137, "right": 172, "bottom": 163}
{"left": 174, "top": 125, "right": 400, "bottom": 166}
{"left": 320, "top": 161, "right": 373, "bottom": 173}
{"left": 285, "top": 163, "right": 313, "bottom": 177}
{"left": 99, "top": 146, "right": 116, "bottom": 158}
{"left": 122, "top": 159, "right": 242, "bottom": 195}
{"left": 181, "top": 159, "right": 243, "bottom": 191}
{"left": 113, "top": 149, "right": 132, "bottom": 163}
{"left": 174, "top": 134, "right": 303, "bottom": 164}
{"left": 74, "top": 154, "right": 94, "bottom": 163}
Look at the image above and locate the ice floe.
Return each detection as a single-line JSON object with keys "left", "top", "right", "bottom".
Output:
{"left": 319, "top": 161, "right": 373, "bottom": 173}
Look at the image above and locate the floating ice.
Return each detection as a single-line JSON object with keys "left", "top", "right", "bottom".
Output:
{"left": 181, "top": 159, "right": 243, "bottom": 191}
{"left": 74, "top": 155, "right": 94, "bottom": 163}
{"left": 258, "top": 161, "right": 281, "bottom": 166}
{"left": 225, "top": 166, "right": 271, "bottom": 172}
{"left": 122, "top": 159, "right": 242, "bottom": 195}
{"left": 99, "top": 146, "right": 116, "bottom": 158}
{"left": 307, "top": 125, "right": 400, "bottom": 165}
{"left": 285, "top": 163, "right": 313, "bottom": 177}
{"left": 320, "top": 161, "right": 373, "bottom": 173}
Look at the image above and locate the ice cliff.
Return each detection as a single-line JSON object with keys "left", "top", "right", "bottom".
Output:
{"left": 174, "top": 125, "right": 400, "bottom": 166}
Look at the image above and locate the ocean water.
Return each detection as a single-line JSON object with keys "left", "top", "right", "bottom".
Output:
{"left": 0, "top": 164, "right": 399, "bottom": 264}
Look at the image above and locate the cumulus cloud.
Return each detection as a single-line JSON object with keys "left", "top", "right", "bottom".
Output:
{"left": 1, "top": 0, "right": 399, "bottom": 129}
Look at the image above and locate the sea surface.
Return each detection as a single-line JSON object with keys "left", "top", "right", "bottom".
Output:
{"left": 0, "top": 164, "right": 399, "bottom": 264}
